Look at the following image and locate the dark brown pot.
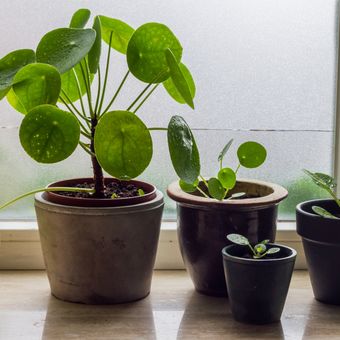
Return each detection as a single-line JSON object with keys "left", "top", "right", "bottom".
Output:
{"left": 35, "top": 178, "right": 164, "bottom": 304}
{"left": 167, "top": 179, "right": 288, "bottom": 297}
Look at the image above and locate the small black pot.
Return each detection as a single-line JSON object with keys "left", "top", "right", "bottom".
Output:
{"left": 296, "top": 199, "right": 340, "bottom": 304}
{"left": 222, "top": 244, "right": 296, "bottom": 324}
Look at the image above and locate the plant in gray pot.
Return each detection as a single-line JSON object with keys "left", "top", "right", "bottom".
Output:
{"left": 296, "top": 170, "right": 340, "bottom": 304}
{"left": 222, "top": 234, "right": 296, "bottom": 324}
{"left": 0, "top": 8, "right": 195, "bottom": 304}
{"left": 166, "top": 117, "right": 288, "bottom": 296}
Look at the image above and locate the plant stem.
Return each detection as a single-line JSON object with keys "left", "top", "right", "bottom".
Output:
{"left": 80, "top": 130, "right": 92, "bottom": 140}
{"left": 72, "top": 68, "right": 87, "bottom": 118}
{"left": 148, "top": 127, "right": 168, "bottom": 131}
{"left": 235, "top": 163, "right": 241, "bottom": 174}
{"left": 248, "top": 243, "right": 256, "bottom": 256}
{"left": 79, "top": 141, "right": 95, "bottom": 156}
{"left": 101, "top": 70, "right": 130, "bottom": 116}
{"left": 127, "top": 83, "right": 153, "bottom": 111}
{"left": 199, "top": 175, "right": 209, "bottom": 190}
{"left": 79, "top": 61, "right": 94, "bottom": 118}
{"left": 97, "top": 32, "right": 113, "bottom": 115}
{"left": 0, "top": 187, "right": 95, "bottom": 210}
{"left": 133, "top": 83, "right": 159, "bottom": 114}
{"left": 94, "top": 66, "right": 102, "bottom": 114}
{"left": 60, "top": 90, "right": 86, "bottom": 120}
{"left": 197, "top": 186, "right": 209, "bottom": 198}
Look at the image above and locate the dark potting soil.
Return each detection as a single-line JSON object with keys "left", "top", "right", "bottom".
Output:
{"left": 56, "top": 181, "right": 141, "bottom": 199}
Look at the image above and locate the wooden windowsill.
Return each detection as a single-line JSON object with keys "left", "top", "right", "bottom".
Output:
{"left": 1, "top": 270, "right": 340, "bottom": 339}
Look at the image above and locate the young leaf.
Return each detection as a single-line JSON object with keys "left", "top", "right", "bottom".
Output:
{"left": 227, "top": 233, "right": 249, "bottom": 246}
{"left": 261, "top": 239, "right": 270, "bottom": 245}
{"left": 12, "top": 63, "right": 61, "bottom": 113}
{"left": 163, "top": 62, "right": 195, "bottom": 105}
{"left": 36, "top": 28, "right": 96, "bottom": 74}
{"left": 237, "top": 141, "right": 267, "bottom": 168}
{"left": 99, "top": 16, "right": 134, "bottom": 54}
{"left": 208, "top": 177, "right": 225, "bottom": 200}
{"left": 226, "top": 192, "right": 246, "bottom": 200}
{"left": 312, "top": 205, "right": 339, "bottom": 219}
{"left": 218, "top": 139, "right": 233, "bottom": 165}
{"left": 69, "top": 9, "right": 91, "bottom": 28}
{"left": 19, "top": 104, "right": 80, "bottom": 163}
{"left": 167, "top": 115, "right": 200, "bottom": 184}
{"left": 179, "top": 179, "right": 199, "bottom": 193}
{"left": 88, "top": 16, "right": 102, "bottom": 74}
{"left": 266, "top": 247, "right": 280, "bottom": 255}
{"left": 0, "top": 49, "right": 36, "bottom": 99}
{"left": 254, "top": 243, "right": 267, "bottom": 254}
{"left": 94, "top": 110, "right": 152, "bottom": 179}
{"left": 164, "top": 49, "right": 194, "bottom": 109}
{"left": 138, "top": 189, "right": 145, "bottom": 196}
{"left": 303, "top": 170, "right": 336, "bottom": 191}
{"left": 127, "top": 23, "right": 182, "bottom": 83}
{"left": 217, "top": 167, "right": 236, "bottom": 190}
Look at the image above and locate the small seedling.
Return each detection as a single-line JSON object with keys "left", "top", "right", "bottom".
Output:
{"left": 168, "top": 116, "right": 267, "bottom": 201}
{"left": 227, "top": 233, "right": 280, "bottom": 259}
{"left": 303, "top": 170, "right": 340, "bottom": 219}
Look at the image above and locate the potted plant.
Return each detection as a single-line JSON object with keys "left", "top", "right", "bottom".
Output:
{"left": 166, "top": 117, "right": 288, "bottom": 296}
{"left": 0, "top": 8, "right": 196, "bottom": 304}
{"left": 296, "top": 170, "right": 340, "bottom": 304}
{"left": 222, "top": 234, "right": 296, "bottom": 324}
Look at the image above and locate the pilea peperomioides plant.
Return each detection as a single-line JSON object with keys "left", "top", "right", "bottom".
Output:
{"left": 0, "top": 8, "right": 196, "bottom": 206}
{"left": 167, "top": 116, "right": 267, "bottom": 200}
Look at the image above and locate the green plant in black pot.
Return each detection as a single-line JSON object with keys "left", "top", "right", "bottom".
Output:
{"left": 167, "top": 117, "right": 288, "bottom": 297}
{"left": 297, "top": 170, "right": 340, "bottom": 304}
{"left": 222, "top": 233, "right": 296, "bottom": 324}
{"left": 0, "top": 8, "right": 196, "bottom": 304}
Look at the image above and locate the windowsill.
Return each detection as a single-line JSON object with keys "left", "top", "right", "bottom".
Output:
{"left": 0, "top": 220, "right": 305, "bottom": 270}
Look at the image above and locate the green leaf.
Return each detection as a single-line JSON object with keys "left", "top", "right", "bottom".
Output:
{"left": 99, "top": 15, "right": 134, "bottom": 54}
{"left": 163, "top": 62, "right": 195, "bottom": 105}
{"left": 138, "top": 188, "right": 145, "bottom": 196}
{"left": 0, "top": 49, "right": 36, "bottom": 99}
{"left": 19, "top": 104, "right": 80, "bottom": 163}
{"left": 254, "top": 243, "right": 267, "bottom": 254}
{"left": 69, "top": 8, "right": 91, "bottom": 28}
{"left": 60, "top": 61, "right": 93, "bottom": 103}
{"left": 164, "top": 49, "right": 194, "bottom": 109}
{"left": 127, "top": 23, "right": 182, "bottom": 83}
{"left": 217, "top": 167, "right": 236, "bottom": 189}
{"left": 36, "top": 28, "right": 96, "bottom": 74}
{"left": 261, "top": 239, "right": 270, "bottom": 245}
{"left": 237, "top": 141, "right": 267, "bottom": 168}
{"left": 218, "top": 139, "right": 233, "bottom": 165}
{"left": 227, "top": 233, "right": 249, "bottom": 246}
{"left": 226, "top": 192, "right": 246, "bottom": 200}
{"left": 312, "top": 205, "right": 339, "bottom": 219}
{"left": 208, "top": 177, "right": 225, "bottom": 200}
{"left": 12, "top": 63, "right": 61, "bottom": 113}
{"left": 266, "top": 247, "right": 280, "bottom": 255}
{"left": 88, "top": 16, "right": 102, "bottom": 73}
{"left": 167, "top": 115, "right": 200, "bottom": 184}
{"left": 303, "top": 170, "right": 336, "bottom": 192}
{"left": 179, "top": 178, "right": 199, "bottom": 193}
{"left": 94, "top": 110, "right": 152, "bottom": 179}
{"left": 6, "top": 88, "right": 26, "bottom": 114}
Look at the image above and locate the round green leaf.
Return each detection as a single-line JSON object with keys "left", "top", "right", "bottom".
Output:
{"left": 217, "top": 167, "right": 236, "bottom": 190}
{"left": 88, "top": 16, "right": 102, "bottom": 73}
{"left": 12, "top": 63, "right": 61, "bottom": 113}
{"left": 69, "top": 9, "right": 91, "bottom": 28}
{"left": 227, "top": 233, "right": 249, "bottom": 245}
{"left": 254, "top": 243, "right": 267, "bottom": 254}
{"left": 99, "top": 15, "right": 134, "bottom": 54}
{"left": 0, "top": 49, "right": 36, "bottom": 99}
{"left": 208, "top": 177, "right": 225, "bottom": 200}
{"left": 164, "top": 49, "right": 194, "bottom": 109}
{"left": 36, "top": 28, "right": 96, "bottom": 74}
{"left": 19, "top": 104, "right": 80, "bottom": 163}
{"left": 179, "top": 178, "right": 199, "bottom": 193}
{"left": 94, "top": 110, "right": 152, "bottom": 179}
{"left": 237, "top": 141, "right": 267, "bottom": 168}
{"left": 127, "top": 23, "right": 182, "bottom": 83}
{"left": 6, "top": 88, "right": 26, "bottom": 114}
{"left": 167, "top": 115, "right": 200, "bottom": 184}
{"left": 267, "top": 247, "right": 280, "bottom": 255}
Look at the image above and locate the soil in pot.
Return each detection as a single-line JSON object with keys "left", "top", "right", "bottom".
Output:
{"left": 222, "top": 243, "right": 296, "bottom": 324}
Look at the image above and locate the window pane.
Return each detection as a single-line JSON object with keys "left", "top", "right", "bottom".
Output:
{"left": 0, "top": 0, "right": 336, "bottom": 220}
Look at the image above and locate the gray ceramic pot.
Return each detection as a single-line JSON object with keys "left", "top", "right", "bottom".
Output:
{"left": 35, "top": 180, "right": 164, "bottom": 304}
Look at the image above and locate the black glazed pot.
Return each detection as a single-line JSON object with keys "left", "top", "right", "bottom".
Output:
{"left": 296, "top": 199, "right": 340, "bottom": 304}
{"left": 167, "top": 179, "right": 288, "bottom": 296}
{"left": 222, "top": 243, "right": 296, "bottom": 324}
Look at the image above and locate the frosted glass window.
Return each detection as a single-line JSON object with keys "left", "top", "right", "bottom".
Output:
{"left": 0, "top": 0, "right": 336, "bottom": 220}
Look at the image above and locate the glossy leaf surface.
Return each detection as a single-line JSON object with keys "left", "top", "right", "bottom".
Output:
{"left": 127, "top": 23, "right": 182, "bottom": 83}
{"left": 208, "top": 177, "right": 225, "bottom": 200}
{"left": 237, "top": 141, "right": 267, "bottom": 168}
{"left": 217, "top": 167, "right": 236, "bottom": 189}
{"left": 19, "top": 105, "right": 80, "bottom": 163}
{"left": 88, "top": 16, "right": 102, "bottom": 73}
{"left": 69, "top": 8, "right": 91, "bottom": 28}
{"left": 94, "top": 110, "right": 152, "bottom": 179}
{"left": 36, "top": 28, "right": 96, "bottom": 74}
{"left": 312, "top": 205, "right": 339, "bottom": 219}
{"left": 167, "top": 115, "right": 200, "bottom": 184}
{"left": 179, "top": 178, "right": 199, "bottom": 193}
{"left": 227, "top": 233, "right": 249, "bottom": 245}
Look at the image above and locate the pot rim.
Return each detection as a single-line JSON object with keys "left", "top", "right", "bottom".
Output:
{"left": 222, "top": 243, "right": 297, "bottom": 265}
{"left": 167, "top": 178, "right": 288, "bottom": 208}
{"left": 44, "top": 177, "right": 157, "bottom": 207}
{"left": 296, "top": 198, "right": 340, "bottom": 220}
